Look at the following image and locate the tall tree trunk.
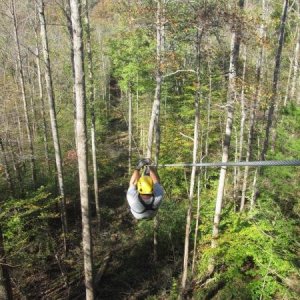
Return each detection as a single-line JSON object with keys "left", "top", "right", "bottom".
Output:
{"left": 82, "top": 0, "right": 100, "bottom": 228}
{"left": 146, "top": 0, "right": 163, "bottom": 159}
{"left": 283, "top": 57, "right": 293, "bottom": 106}
{"left": 37, "top": 0, "right": 68, "bottom": 254}
{"left": 128, "top": 90, "right": 132, "bottom": 174}
{"left": 11, "top": 0, "right": 36, "bottom": 186}
{"left": 70, "top": 0, "right": 94, "bottom": 299}
{"left": 192, "top": 174, "right": 201, "bottom": 274}
{"left": 59, "top": 0, "right": 77, "bottom": 144}
{"left": 241, "top": 1, "right": 265, "bottom": 210}
{"left": 235, "top": 46, "right": 247, "bottom": 208}
{"left": 27, "top": 69, "right": 37, "bottom": 138}
{"left": 212, "top": 0, "right": 244, "bottom": 248}
{"left": 13, "top": 97, "right": 24, "bottom": 156}
{"left": 204, "top": 61, "right": 212, "bottom": 186}
{"left": 136, "top": 74, "right": 139, "bottom": 136}
{"left": 181, "top": 28, "right": 202, "bottom": 292}
{"left": 148, "top": 0, "right": 164, "bottom": 263}
{"left": 34, "top": 32, "right": 51, "bottom": 174}
{"left": 289, "top": 27, "right": 300, "bottom": 103}
{"left": 261, "top": 0, "right": 288, "bottom": 161}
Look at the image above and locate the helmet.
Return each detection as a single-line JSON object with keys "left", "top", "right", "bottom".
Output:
{"left": 137, "top": 176, "right": 153, "bottom": 194}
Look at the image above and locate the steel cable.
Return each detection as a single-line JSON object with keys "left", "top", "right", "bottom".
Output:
{"left": 158, "top": 160, "right": 300, "bottom": 168}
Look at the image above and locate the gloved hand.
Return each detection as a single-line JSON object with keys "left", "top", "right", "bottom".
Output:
{"left": 135, "top": 158, "right": 152, "bottom": 170}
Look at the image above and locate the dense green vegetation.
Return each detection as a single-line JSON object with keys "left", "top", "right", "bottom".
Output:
{"left": 0, "top": 0, "right": 299, "bottom": 299}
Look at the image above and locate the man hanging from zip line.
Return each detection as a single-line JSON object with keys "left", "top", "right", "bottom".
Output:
{"left": 127, "top": 158, "right": 164, "bottom": 220}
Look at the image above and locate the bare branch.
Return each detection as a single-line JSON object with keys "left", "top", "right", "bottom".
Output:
{"left": 163, "top": 69, "right": 197, "bottom": 78}
{"left": 179, "top": 132, "right": 194, "bottom": 142}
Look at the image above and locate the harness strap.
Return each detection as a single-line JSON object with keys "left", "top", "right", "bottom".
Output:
{"left": 131, "top": 195, "right": 156, "bottom": 215}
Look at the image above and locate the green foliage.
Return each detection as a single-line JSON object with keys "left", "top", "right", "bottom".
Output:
{"left": 108, "top": 28, "right": 155, "bottom": 92}
{"left": 135, "top": 198, "right": 186, "bottom": 253}
{"left": 0, "top": 187, "right": 60, "bottom": 265}
{"left": 195, "top": 203, "right": 299, "bottom": 299}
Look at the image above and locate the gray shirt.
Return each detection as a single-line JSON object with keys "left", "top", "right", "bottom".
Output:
{"left": 127, "top": 183, "right": 164, "bottom": 219}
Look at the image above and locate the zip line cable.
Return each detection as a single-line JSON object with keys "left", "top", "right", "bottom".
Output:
{"left": 158, "top": 159, "right": 300, "bottom": 168}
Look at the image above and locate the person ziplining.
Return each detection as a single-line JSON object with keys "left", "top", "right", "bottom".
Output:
{"left": 127, "top": 158, "right": 164, "bottom": 220}
{"left": 126, "top": 158, "right": 300, "bottom": 220}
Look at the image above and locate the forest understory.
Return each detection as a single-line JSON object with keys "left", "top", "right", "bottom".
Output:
{"left": 17, "top": 100, "right": 183, "bottom": 300}
{"left": 1, "top": 0, "right": 300, "bottom": 299}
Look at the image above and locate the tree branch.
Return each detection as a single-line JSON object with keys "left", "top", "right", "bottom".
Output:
{"left": 180, "top": 132, "right": 194, "bottom": 142}
{"left": 163, "top": 69, "right": 197, "bottom": 78}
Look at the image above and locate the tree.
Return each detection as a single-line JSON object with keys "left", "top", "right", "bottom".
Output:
{"left": 34, "top": 26, "right": 50, "bottom": 174}
{"left": 10, "top": 0, "right": 36, "bottom": 186}
{"left": 261, "top": 0, "right": 289, "bottom": 161}
{"left": 36, "top": 0, "right": 68, "bottom": 254}
{"left": 241, "top": 0, "right": 266, "bottom": 211}
{"left": 70, "top": 0, "right": 94, "bottom": 298}
{"left": 211, "top": 0, "right": 245, "bottom": 248}
{"left": 82, "top": 0, "right": 100, "bottom": 227}
{"left": 146, "top": 0, "right": 164, "bottom": 160}
{"left": 181, "top": 27, "right": 203, "bottom": 292}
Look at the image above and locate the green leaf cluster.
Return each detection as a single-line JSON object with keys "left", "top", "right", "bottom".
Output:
{"left": 108, "top": 28, "right": 155, "bottom": 92}
{"left": 0, "top": 187, "right": 60, "bottom": 265}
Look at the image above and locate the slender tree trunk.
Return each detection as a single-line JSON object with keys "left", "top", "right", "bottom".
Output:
{"left": 34, "top": 33, "right": 50, "bottom": 174}
{"left": 27, "top": 71, "right": 37, "bottom": 138}
{"left": 204, "top": 62, "right": 212, "bottom": 186}
{"left": 289, "top": 28, "right": 300, "bottom": 102}
{"left": 181, "top": 28, "right": 202, "bottom": 292}
{"left": 128, "top": 90, "right": 132, "bottom": 174}
{"left": 233, "top": 126, "right": 238, "bottom": 206}
{"left": 59, "top": 0, "right": 77, "bottom": 144}
{"left": 235, "top": 46, "right": 247, "bottom": 207}
{"left": 136, "top": 74, "right": 139, "bottom": 135}
{"left": 212, "top": 0, "right": 244, "bottom": 248}
{"left": 261, "top": 0, "right": 288, "bottom": 161}
{"left": 148, "top": 0, "right": 164, "bottom": 263}
{"left": 11, "top": 0, "right": 36, "bottom": 186}
{"left": 283, "top": 57, "right": 293, "bottom": 106}
{"left": 192, "top": 174, "right": 201, "bottom": 274}
{"left": 13, "top": 96, "right": 24, "bottom": 156}
{"left": 146, "top": 0, "right": 163, "bottom": 159}
{"left": 241, "top": 0, "right": 266, "bottom": 211}
{"left": 37, "top": 0, "right": 68, "bottom": 253}
{"left": 70, "top": 1, "right": 94, "bottom": 298}
{"left": 251, "top": 139, "right": 261, "bottom": 207}
{"left": 82, "top": 0, "right": 100, "bottom": 228}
